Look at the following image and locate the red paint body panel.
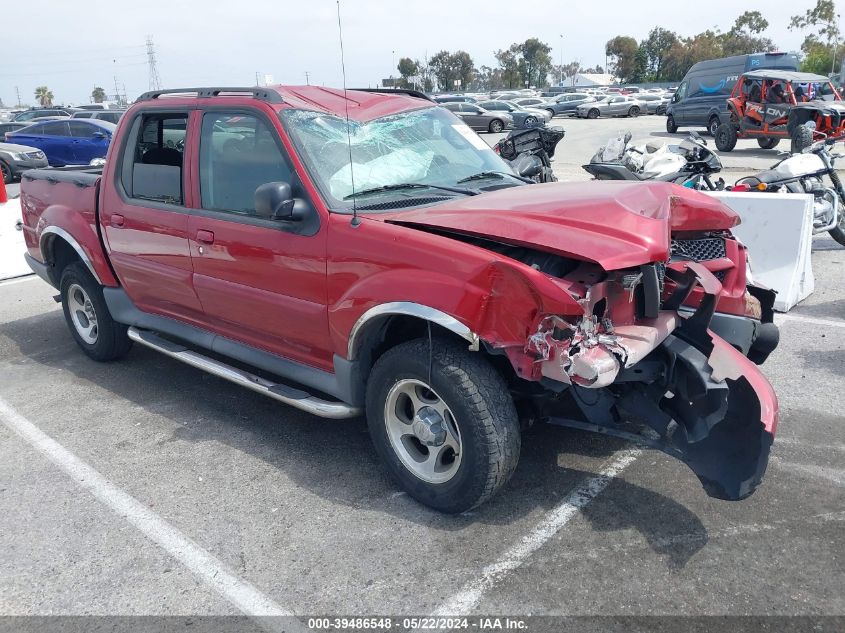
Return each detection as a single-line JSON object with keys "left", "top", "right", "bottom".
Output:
{"left": 382, "top": 181, "right": 682, "bottom": 270}
{"left": 20, "top": 176, "right": 119, "bottom": 287}
{"left": 187, "top": 215, "right": 332, "bottom": 369}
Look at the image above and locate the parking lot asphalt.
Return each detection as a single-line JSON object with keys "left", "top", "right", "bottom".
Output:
{"left": 1, "top": 114, "right": 843, "bottom": 625}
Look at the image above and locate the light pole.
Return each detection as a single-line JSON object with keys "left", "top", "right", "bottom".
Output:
{"left": 559, "top": 35, "right": 564, "bottom": 86}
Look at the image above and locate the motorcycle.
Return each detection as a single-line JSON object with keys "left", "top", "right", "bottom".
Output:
{"left": 494, "top": 125, "right": 566, "bottom": 183}
{"left": 732, "top": 125, "right": 845, "bottom": 247}
{"left": 582, "top": 131, "right": 725, "bottom": 191}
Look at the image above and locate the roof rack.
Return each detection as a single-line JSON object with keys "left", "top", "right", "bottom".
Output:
{"left": 351, "top": 88, "right": 433, "bottom": 102}
{"left": 135, "top": 87, "right": 284, "bottom": 104}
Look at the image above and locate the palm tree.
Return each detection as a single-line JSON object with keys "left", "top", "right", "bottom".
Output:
{"left": 34, "top": 86, "right": 54, "bottom": 106}
{"left": 91, "top": 86, "right": 106, "bottom": 104}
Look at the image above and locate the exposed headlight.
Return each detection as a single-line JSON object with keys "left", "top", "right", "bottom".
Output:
{"left": 10, "top": 152, "right": 26, "bottom": 160}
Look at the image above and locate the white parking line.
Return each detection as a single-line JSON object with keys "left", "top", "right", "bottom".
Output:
{"left": 0, "top": 274, "right": 36, "bottom": 287}
{"left": 433, "top": 447, "right": 642, "bottom": 616}
{"left": 0, "top": 396, "right": 303, "bottom": 632}
{"left": 775, "top": 313, "right": 845, "bottom": 329}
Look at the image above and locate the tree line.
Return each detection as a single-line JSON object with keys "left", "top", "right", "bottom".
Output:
{"left": 395, "top": 1, "right": 841, "bottom": 92}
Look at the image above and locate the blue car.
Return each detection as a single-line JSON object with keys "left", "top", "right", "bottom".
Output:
{"left": 6, "top": 119, "right": 115, "bottom": 166}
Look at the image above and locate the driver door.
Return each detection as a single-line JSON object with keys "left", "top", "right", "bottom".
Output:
{"left": 187, "top": 108, "right": 332, "bottom": 369}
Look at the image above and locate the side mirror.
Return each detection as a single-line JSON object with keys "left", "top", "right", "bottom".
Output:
{"left": 672, "top": 93, "right": 680, "bottom": 103}
{"left": 255, "top": 181, "right": 297, "bottom": 220}
{"left": 92, "top": 131, "right": 107, "bottom": 139}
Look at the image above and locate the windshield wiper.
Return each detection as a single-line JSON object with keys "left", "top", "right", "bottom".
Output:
{"left": 343, "top": 182, "right": 477, "bottom": 200}
{"left": 457, "top": 171, "right": 534, "bottom": 184}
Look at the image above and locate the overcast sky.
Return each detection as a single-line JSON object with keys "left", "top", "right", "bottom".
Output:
{"left": 2, "top": 0, "right": 833, "bottom": 106}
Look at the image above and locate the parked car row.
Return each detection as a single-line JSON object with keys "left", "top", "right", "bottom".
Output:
{"left": 434, "top": 87, "right": 673, "bottom": 121}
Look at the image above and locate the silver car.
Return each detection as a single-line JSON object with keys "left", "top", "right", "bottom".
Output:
{"left": 477, "top": 100, "right": 552, "bottom": 125}
{"left": 635, "top": 93, "right": 671, "bottom": 115}
{"left": 576, "top": 95, "right": 645, "bottom": 119}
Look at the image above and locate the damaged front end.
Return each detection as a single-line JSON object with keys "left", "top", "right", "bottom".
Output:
{"left": 527, "top": 261, "right": 778, "bottom": 501}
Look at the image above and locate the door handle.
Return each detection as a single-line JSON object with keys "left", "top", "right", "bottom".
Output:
{"left": 196, "top": 229, "right": 215, "bottom": 244}
{"left": 111, "top": 213, "right": 124, "bottom": 227}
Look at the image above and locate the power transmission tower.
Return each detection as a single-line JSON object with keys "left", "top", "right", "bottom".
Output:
{"left": 146, "top": 36, "right": 162, "bottom": 91}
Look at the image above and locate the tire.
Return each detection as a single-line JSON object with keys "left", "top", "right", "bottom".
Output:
{"left": 365, "top": 338, "right": 520, "bottom": 513}
{"left": 666, "top": 115, "right": 678, "bottom": 133}
{"left": 757, "top": 138, "right": 780, "bottom": 150}
{"left": 587, "top": 108, "right": 600, "bottom": 119}
{"left": 628, "top": 106, "right": 640, "bottom": 117}
{"left": 715, "top": 123, "right": 738, "bottom": 152}
{"left": 545, "top": 109, "right": 556, "bottom": 119}
{"left": 708, "top": 117, "right": 721, "bottom": 137}
{"left": 525, "top": 115, "right": 537, "bottom": 126}
{"left": 488, "top": 119, "right": 504, "bottom": 133}
{"left": 830, "top": 195, "right": 845, "bottom": 246}
{"left": 791, "top": 126, "right": 814, "bottom": 154}
{"left": 60, "top": 262, "right": 132, "bottom": 362}
{"left": 0, "top": 160, "right": 12, "bottom": 184}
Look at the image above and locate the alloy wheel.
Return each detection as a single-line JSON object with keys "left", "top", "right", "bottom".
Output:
{"left": 67, "top": 283, "right": 99, "bottom": 344}
{"left": 383, "top": 378, "right": 462, "bottom": 484}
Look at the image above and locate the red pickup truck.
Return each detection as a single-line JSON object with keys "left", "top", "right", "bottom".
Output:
{"left": 19, "top": 86, "right": 778, "bottom": 512}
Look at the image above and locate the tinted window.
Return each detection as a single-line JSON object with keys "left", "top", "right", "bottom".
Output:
{"left": 40, "top": 122, "right": 70, "bottom": 136}
{"left": 461, "top": 104, "right": 481, "bottom": 113}
{"left": 121, "top": 113, "right": 187, "bottom": 205}
{"left": 99, "top": 112, "right": 122, "bottom": 124}
{"left": 68, "top": 121, "right": 101, "bottom": 138}
{"left": 74, "top": 112, "right": 93, "bottom": 119}
{"left": 443, "top": 103, "right": 460, "bottom": 112}
{"left": 199, "top": 112, "right": 292, "bottom": 216}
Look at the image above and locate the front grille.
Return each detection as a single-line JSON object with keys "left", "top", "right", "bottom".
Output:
{"left": 671, "top": 237, "right": 726, "bottom": 261}
{"left": 25, "top": 151, "right": 45, "bottom": 160}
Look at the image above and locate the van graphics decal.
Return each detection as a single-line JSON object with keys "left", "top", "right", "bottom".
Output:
{"left": 699, "top": 79, "right": 727, "bottom": 94}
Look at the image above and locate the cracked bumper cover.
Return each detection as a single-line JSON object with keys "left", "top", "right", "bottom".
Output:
{"left": 538, "top": 261, "right": 778, "bottom": 501}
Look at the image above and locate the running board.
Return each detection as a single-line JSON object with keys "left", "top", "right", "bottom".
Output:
{"left": 127, "top": 327, "right": 361, "bottom": 419}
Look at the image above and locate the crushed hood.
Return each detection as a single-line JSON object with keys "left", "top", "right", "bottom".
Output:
{"left": 382, "top": 181, "right": 738, "bottom": 270}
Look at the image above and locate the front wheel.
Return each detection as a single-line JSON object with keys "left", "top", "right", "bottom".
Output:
{"left": 666, "top": 115, "right": 678, "bottom": 133}
{"left": 488, "top": 119, "right": 504, "bottom": 133}
{"left": 545, "top": 109, "right": 555, "bottom": 119}
{"left": 715, "top": 123, "right": 738, "bottom": 152}
{"left": 708, "top": 117, "right": 721, "bottom": 137}
{"left": 757, "top": 138, "right": 780, "bottom": 150}
{"left": 366, "top": 338, "right": 520, "bottom": 513}
{"left": 60, "top": 262, "right": 132, "bottom": 361}
{"left": 524, "top": 115, "right": 537, "bottom": 126}
{"left": 587, "top": 108, "right": 600, "bottom": 119}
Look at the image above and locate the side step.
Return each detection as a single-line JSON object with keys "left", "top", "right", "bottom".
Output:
{"left": 127, "top": 327, "right": 361, "bottom": 419}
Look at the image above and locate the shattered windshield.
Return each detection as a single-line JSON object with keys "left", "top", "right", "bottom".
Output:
{"left": 280, "top": 106, "right": 517, "bottom": 212}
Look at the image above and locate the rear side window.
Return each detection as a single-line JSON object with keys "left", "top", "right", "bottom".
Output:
{"left": 74, "top": 112, "right": 93, "bottom": 119}
{"left": 100, "top": 112, "right": 122, "bottom": 124}
{"left": 199, "top": 112, "right": 292, "bottom": 216}
{"left": 120, "top": 112, "right": 187, "bottom": 205}
{"left": 40, "top": 122, "right": 70, "bottom": 136}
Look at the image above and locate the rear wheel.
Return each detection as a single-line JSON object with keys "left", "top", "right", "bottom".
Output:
{"left": 628, "top": 106, "right": 640, "bottom": 117}
{"left": 524, "top": 115, "right": 537, "bottom": 126}
{"left": 545, "top": 108, "right": 555, "bottom": 119}
{"left": 488, "top": 119, "right": 504, "bottom": 133}
{"left": 366, "top": 338, "right": 520, "bottom": 513}
{"left": 715, "top": 123, "right": 738, "bottom": 152}
{"left": 60, "top": 262, "right": 132, "bottom": 361}
{"left": 666, "top": 115, "right": 678, "bottom": 133}
{"left": 791, "top": 126, "right": 814, "bottom": 154}
{"left": 708, "top": 116, "right": 721, "bottom": 137}
{"left": 757, "top": 138, "right": 780, "bottom": 150}
{"left": 0, "top": 160, "right": 12, "bottom": 184}
{"left": 587, "top": 108, "right": 600, "bottom": 119}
